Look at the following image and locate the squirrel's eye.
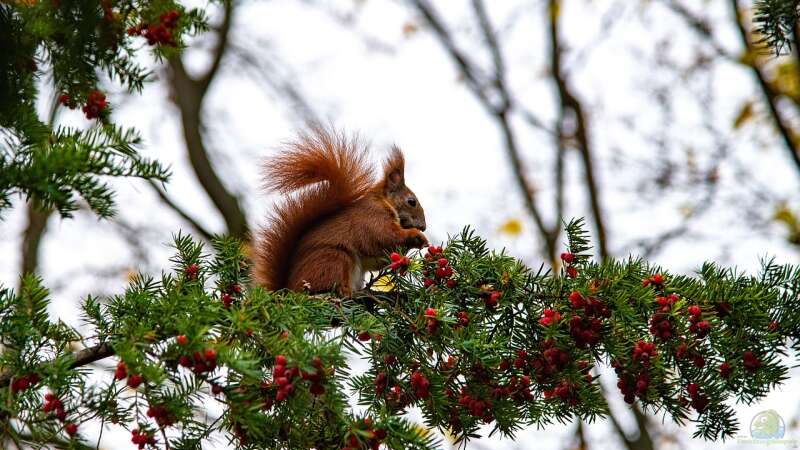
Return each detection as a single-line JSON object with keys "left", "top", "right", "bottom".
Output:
{"left": 406, "top": 197, "right": 417, "bottom": 208}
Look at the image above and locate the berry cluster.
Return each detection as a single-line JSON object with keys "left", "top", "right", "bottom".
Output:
{"left": 221, "top": 283, "right": 242, "bottom": 308}
{"left": 410, "top": 370, "right": 431, "bottom": 398}
{"left": 686, "top": 383, "right": 709, "bottom": 412}
{"left": 58, "top": 93, "right": 77, "bottom": 109}
{"left": 719, "top": 361, "right": 732, "bottom": 378}
{"left": 128, "top": 10, "right": 181, "bottom": 46}
{"left": 343, "top": 418, "right": 386, "bottom": 450}
{"left": 422, "top": 246, "right": 456, "bottom": 288}
{"left": 539, "top": 308, "right": 561, "bottom": 327}
{"left": 687, "top": 305, "right": 710, "bottom": 338}
{"left": 131, "top": 428, "right": 157, "bottom": 449}
{"left": 424, "top": 307, "right": 439, "bottom": 333}
{"left": 42, "top": 392, "right": 67, "bottom": 422}
{"left": 614, "top": 362, "right": 651, "bottom": 404}
{"left": 388, "top": 252, "right": 410, "bottom": 274}
{"left": 567, "top": 291, "right": 610, "bottom": 347}
{"left": 457, "top": 389, "right": 494, "bottom": 422}
{"left": 82, "top": 89, "right": 107, "bottom": 120}
{"left": 547, "top": 380, "right": 579, "bottom": 406}
{"left": 642, "top": 273, "right": 664, "bottom": 288}
{"left": 301, "top": 356, "right": 327, "bottom": 396}
{"left": 454, "top": 310, "right": 469, "bottom": 329}
{"left": 742, "top": 351, "right": 761, "bottom": 372}
{"left": 272, "top": 355, "right": 297, "bottom": 402}
{"left": 478, "top": 289, "right": 502, "bottom": 309}
{"left": 614, "top": 340, "right": 657, "bottom": 404}
{"left": 530, "top": 341, "right": 570, "bottom": 382}
{"left": 146, "top": 404, "right": 175, "bottom": 427}
{"left": 178, "top": 348, "right": 218, "bottom": 375}
{"left": 115, "top": 362, "right": 144, "bottom": 388}
{"left": 561, "top": 252, "right": 578, "bottom": 278}
{"left": 184, "top": 263, "right": 199, "bottom": 280}
{"left": 10, "top": 372, "right": 39, "bottom": 393}
{"left": 649, "top": 294, "right": 679, "bottom": 341}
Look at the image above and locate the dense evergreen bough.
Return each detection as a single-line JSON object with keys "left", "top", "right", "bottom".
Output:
{"left": 2, "top": 219, "right": 799, "bottom": 449}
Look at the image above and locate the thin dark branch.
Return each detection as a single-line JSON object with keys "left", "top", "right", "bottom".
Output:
{"left": 199, "top": 0, "right": 234, "bottom": 94}
{"left": 168, "top": 56, "right": 249, "bottom": 239}
{"left": 147, "top": 180, "right": 215, "bottom": 242}
{"left": 547, "top": 0, "right": 609, "bottom": 260}
{"left": 731, "top": 0, "right": 800, "bottom": 173}
{"left": 0, "top": 343, "right": 114, "bottom": 388}
{"left": 471, "top": 0, "right": 510, "bottom": 111}
{"left": 661, "top": 0, "right": 731, "bottom": 57}
{"left": 409, "top": 0, "right": 557, "bottom": 259}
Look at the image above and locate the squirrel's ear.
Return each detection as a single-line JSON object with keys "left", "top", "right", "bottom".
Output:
{"left": 382, "top": 146, "right": 405, "bottom": 193}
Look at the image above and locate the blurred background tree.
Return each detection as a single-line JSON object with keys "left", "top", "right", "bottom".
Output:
{"left": 3, "top": 0, "right": 800, "bottom": 448}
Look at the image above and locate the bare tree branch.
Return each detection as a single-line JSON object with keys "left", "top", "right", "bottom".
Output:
{"left": 547, "top": 0, "right": 609, "bottom": 260}
{"left": 199, "top": 0, "right": 234, "bottom": 95}
{"left": 731, "top": 0, "right": 800, "bottom": 174}
{"left": 147, "top": 180, "right": 215, "bottom": 242}
{"left": 19, "top": 204, "right": 50, "bottom": 286}
{"left": 410, "top": 0, "right": 558, "bottom": 260}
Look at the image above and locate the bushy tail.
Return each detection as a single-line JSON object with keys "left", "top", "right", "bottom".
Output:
{"left": 253, "top": 128, "right": 373, "bottom": 290}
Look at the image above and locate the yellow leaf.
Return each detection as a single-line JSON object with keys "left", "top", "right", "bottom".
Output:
{"left": 770, "top": 61, "right": 800, "bottom": 102}
{"left": 498, "top": 218, "right": 523, "bottom": 236}
{"left": 549, "top": 1, "right": 560, "bottom": 21}
{"left": 733, "top": 101, "right": 755, "bottom": 129}
{"left": 411, "top": 424, "right": 432, "bottom": 438}
{"left": 402, "top": 21, "right": 418, "bottom": 38}
{"left": 372, "top": 275, "right": 395, "bottom": 292}
{"left": 774, "top": 203, "right": 798, "bottom": 228}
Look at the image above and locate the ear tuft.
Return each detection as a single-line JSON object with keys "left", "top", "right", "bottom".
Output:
{"left": 382, "top": 145, "right": 406, "bottom": 192}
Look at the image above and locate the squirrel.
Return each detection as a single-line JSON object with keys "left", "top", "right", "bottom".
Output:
{"left": 253, "top": 127, "right": 428, "bottom": 296}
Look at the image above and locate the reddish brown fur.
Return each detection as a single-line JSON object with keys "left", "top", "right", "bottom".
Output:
{"left": 254, "top": 128, "right": 427, "bottom": 296}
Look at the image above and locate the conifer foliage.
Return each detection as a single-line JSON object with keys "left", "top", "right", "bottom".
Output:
{"left": 0, "top": 0, "right": 208, "bottom": 217}
{"left": 2, "top": 221, "right": 800, "bottom": 448}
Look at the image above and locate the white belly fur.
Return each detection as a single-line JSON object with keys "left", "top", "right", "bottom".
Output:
{"left": 350, "top": 256, "right": 366, "bottom": 291}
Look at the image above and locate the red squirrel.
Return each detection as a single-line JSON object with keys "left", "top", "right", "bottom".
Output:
{"left": 254, "top": 128, "right": 428, "bottom": 296}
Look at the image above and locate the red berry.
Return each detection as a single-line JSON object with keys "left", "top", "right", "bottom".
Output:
{"left": 425, "top": 307, "right": 437, "bottom": 317}
{"left": 310, "top": 383, "right": 325, "bottom": 396}
{"left": 184, "top": 263, "right": 199, "bottom": 280}
{"left": 566, "top": 266, "right": 578, "bottom": 278}
{"left": 127, "top": 374, "right": 143, "bottom": 389}
{"left": 357, "top": 331, "right": 372, "bottom": 341}
{"left": 651, "top": 274, "right": 663, "bottom": 284}
{"left": 560, "top": 252, "right": 574, "bottom": 264}
{"left": 179, "top": 355, "right": 192, "bottom": 367}
{"left": 275, "top": 355, "right": 287, "bottom": 366}
{"left": 390, "top": 252, "right": 402, "bottom": 262}
{"left": 204, "top": 348, "right": 217, "bottom": 361}
{"left": 221, "top": 293, "right": 233, "bottom": 307}
{"left": 719, "top": 362, "right": 731, "bottom": 379}
{"left": 687, "top": 305, "right": 701, "bottom": 317}
{"left": 212, "top": 383, "right": 223, "bottom": 395}
{"left": 65, "top": 422, "right": 78, "bottom": 436}
{"left": 82, "top": 90, "right": 107, "bottom": 120}
{"left": 176, "top": 335, "right": 188, "bottom": 346}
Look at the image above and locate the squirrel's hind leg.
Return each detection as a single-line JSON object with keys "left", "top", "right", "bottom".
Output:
{"left": 288, "top": 248, "right": 357, "bottom": 297}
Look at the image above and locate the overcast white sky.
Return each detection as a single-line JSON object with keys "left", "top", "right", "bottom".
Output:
{"left": 2, "top": 0, "right": 800, "bottom": 448}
